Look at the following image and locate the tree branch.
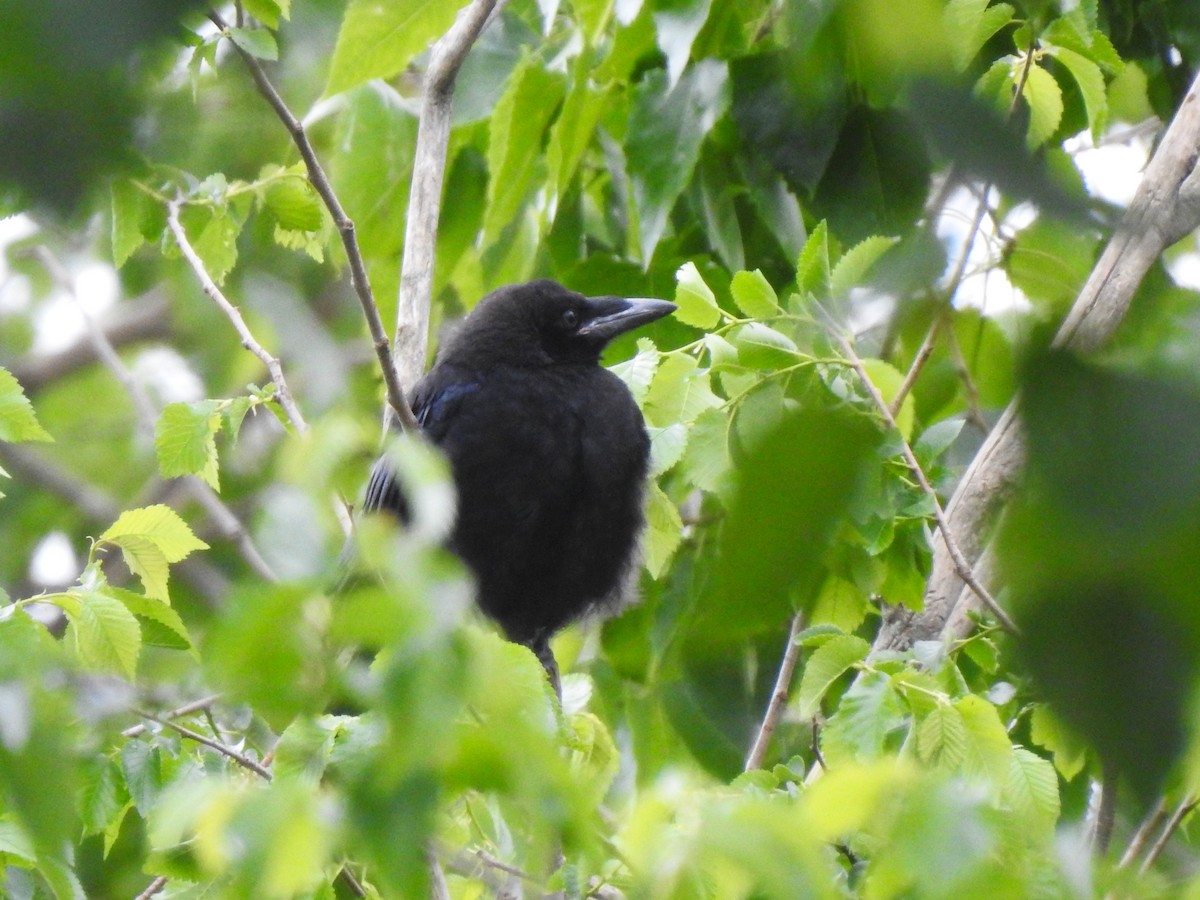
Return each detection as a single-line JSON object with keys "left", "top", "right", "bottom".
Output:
{"left": 121, "top": 693, "right": 222, "bottom": 738}
{"left": 205, "top": 8, "right": 417, "bottom": 432}
{"left": 1139, "top": 795, "right": 1198, "bottom": 874}
{"left": 132, "top": 708, "right": 273, "bottom": 780}
{"left": 30, "top": 244, "right": 280, "bottom": 583}
{"left": 875, "top": 68, "right": 1200, "bottom": 651}
{"left": 830, "top": 325, "right": 1018, "bottom": 634}
{"left": 393, "top": 0, "right": 507, "bottom": 396}
{"left": 745, "top": 612, "right": 805, "bottom": 771}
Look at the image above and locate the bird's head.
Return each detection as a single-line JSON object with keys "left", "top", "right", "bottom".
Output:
{"left": 442, "top": 280, "right": 676, "bottom": 368}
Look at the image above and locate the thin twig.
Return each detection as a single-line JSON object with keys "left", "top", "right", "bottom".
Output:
{"left": 166, "top": 198, "right": 308, "bottom": 432}
{"left": 1139, "top": 794, "right": 1198, "bottom": 874}
{"left": 32, "top": 244, "right": 280, "bottom": 581}
{"left": 745, "top": 612, "right": 806, "bottom": 771}
{"left": 337, "top": 865, "right": 369, "bottom": 898}
{"left": 889, "top": 316, "right": 941, "bottom": 418}
{"left": 944, "top": 321, "right": 991, "bottom": 433}
{"left": 205, "top": 8, "right": 417, "bottom": 433}
{"left": 429, "top": 846, "right": 452, "bottom": 900}
{"left": 135, "top": 876, "right": 168, "bottom": 900}
{"left": 1118, "top": 797, "right": 1167, "bottom": 869}
{"left": 829, "top": 323, "right": 1019, "bottom": 635}
{"left": 132, "top": 708, "right": 274, "bottom": 780}
{"left": 1092, "top": 759, "right": 1119, "bottom": 856}
{"left": 121, "top": 693, "right": 222, "bottom": 738}
{"left": 394, "top": 0, "right": 507, "bottom": 396}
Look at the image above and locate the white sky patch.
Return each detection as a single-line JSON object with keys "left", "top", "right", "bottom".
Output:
{"left": 1066, "top": 129, "right": 1152, "bottom": 207}
{"left": 0, "top": 215, "right": 38, "bottom": 314}
{"left": 31, "top": 260, "right": 119, "bottom": 354}
{"left": 132, "top": 346, "right": 206, "bottom": 404}
{"left": 1167, "top": 247, "right": 1200, "bottom": 291}
{"left": 28, "top": 531, "right": 79, "bottom": 587}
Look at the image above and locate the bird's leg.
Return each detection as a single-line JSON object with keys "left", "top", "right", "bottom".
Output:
{"left": 528, "top": 633, "right": 562, "bottom": 703}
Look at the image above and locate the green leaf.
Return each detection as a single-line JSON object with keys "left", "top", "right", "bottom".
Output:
{"left": 728, "top": 322, "right": 799, "bottom": 370}
{"left": 1004, "top": 747, "right": 1060, "bottom": 834}
{"left": 121, "top": 740, "right": 164, "bottom": 817}
{"left": 610, "top": 338, "right": 660, "bottom": 405}
{"left": 111, "top": 179, "right": 156, "bottom": 268}
{"left": 679, "top": 406, "right": 733, "bottom": 496}
{"left": 242, "top": 0, "right": 289, "bottom": 28}
{"left": 101, "top": 505, "right": 209, "bottom": 600}
{"left": 483, "top": 57, "right": 566, "bottom": 243}
{"left": 628, "top": 61, "right": 730, "bottom": 261}
{"left": 155, "top": 401, "right": 221, "bottom": 490}
{"left": 820, "top": 671, "right": 907, "bottom": 766}
{"left": 179, "top": 205, "right": 241, "bottom": 286}
{"left": 547, "top": 75, "right": 611, "bottom": 206}
{"left": 673, "top": 261, "right": 722, "bottom": 329}
{"left": 228, "top": 26, "right": 278, "bottom": 60}
{"left": 729, "top": 269, "right": 780, "bottom": 318}
{"left": 795, "top": 220, "right": 830, "bottom": 297}
{"left": 1048, "top": 45, "right": 1108, "bottom": 138}
{"left": 830, "top": 234, "right": 897, "bottom": 297}
{"left": 643, "top": 482, "right": 683, "bottom": 579}
{"left": 72, "top": 589, "right": 141, "bottom": 679}
{"left": 0, "top": 367, "right": 51, "bottom": 442}
{"left": 102, "top": 504, "right": 209, "bottom": 563}
{"left": 797, "top": 634, "right": 870, "bottom": 718}
{"left": 264, "top": 175, "right": 322, "bottom": 232}
{"left": 80, "top": 756, "right": 130, "bottom": 840}
{"left": 325, "top": 0, "right": 471, "bottom": 96}
{"left": 955, "top": 694, "right": 1013, "bottom": 788}
{"left": 644, "top": 352, "right": 722, "bottom": 426}
{"left": 916, "top": 703, "right": 967, "bottom": 769}
{"left": 809, "top": 577, "right": 869, "bottom": 633}
{"left": 1029, "top": 704, "right": 1087, "bottom": 781}
{"left": 1108, "top": 60, "right": 1154, "bottom": 125}
{"left": 943, "top": 0, "right": 1015, "bottom": 71}
{"left": 652, "top": 0, "right": 713, "bottom": 88}
{"left": 0, "top": 814, "right": 36, "bottom": 864}
{"left": 110, "top": 587, "right": 194, "bottom": 653}
{"left": 648, "top": 423, "right": 688, "bottom": 476}
{"left": 859, "top": 358, "right": 915, "bottom": 441}
{"left": 1021, "top": 64, "right": 1064, "bottom": 149}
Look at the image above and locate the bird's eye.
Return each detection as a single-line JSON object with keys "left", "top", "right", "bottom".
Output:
{"left": 561, "top": 309, "right": 579, "bottom": 329}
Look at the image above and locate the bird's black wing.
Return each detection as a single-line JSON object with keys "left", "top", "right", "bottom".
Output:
{"left": 361, "top": 368, "right": 480, "bottom": 517}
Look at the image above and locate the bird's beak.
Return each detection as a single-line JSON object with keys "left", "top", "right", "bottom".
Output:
{"left": 578, "top": 296, "right": 677, "bottom": 341}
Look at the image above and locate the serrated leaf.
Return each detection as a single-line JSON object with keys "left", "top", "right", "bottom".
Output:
{"left": 325, "top": 0, "right": 471, "bottom": 96}
{"left": 703, "top": 333, "right": 739, "bottom": 370}
{"left": 859, "top": 358, "right": 916, "bottom": 440}
{"left": 628, "top": 61, "right": 730, "bottom": 261}
{"left": 484, "top": 57, "right": 566, "bottom": 242}
{"left": 242, "top": 0, "right": 288, "bottom": 28}
{"left": 643, "top": 482, "right": 683, "bottom": 579}
{"left": 956, "top": 694, "right": 1014, "bottom": 788}
{"left": 797, "top": 633, "right": 870, "bottom": 718}
{"left": 609, "top": 338, "right": 660, "bottom": 404}
{"left": 729, "top": 269, "right": 781, "bottom": 318}
{"left": 673, "top": 261, "right": 722, "bottom": 329}
{"left": 820, "top": 671, "right": 906, "bottom": 766}
{"left": 179, "top": 206, "right": 240, "bottom": 286}
{"left": 944, "top": 0, "right": 1015, "bottom": 71}
{"left": 80, "top": 756, "right": 130, "bottom": 838}
{"left": 0, "top": 367, "right": 51, "bottom": 443}
{"left": 1048, "top": 45, "right": 1108, "bottom": 138}
{"left": 0, "top": 814, "right": 36, "bottom": 864}
{"left": 679, "top": 406, "right": 733, "bottom": 496}
{"left": 264, "top": 176, "right": 322, "bottom": 232}
{"left": 830, "top": 235, "right": 897, "bottom": 297}
{"left": 1108, "top": 61, "right": 1153, "bottom": 125}
{"left": 223, "top": 396, "right": 255, "bottom": 442}
{"left": 1021, "top": 64, "right": 1064, "bottom": 149}
{"left": 73, "top": 590, "right": 141, "bottom": 679}
{"left": 155, "top": 401, "right": 220, "bottom": 489}
{"left": 229, "top": 26, "right": 278, "bottom": 60}
{"left": 102, "top": 505, "right": 209, "bottom": 563}
{"left": 729, "top": 322, "right": 800, "bottom": 370}
{"left": 648, "top": 424, "right": 687, "bottom": 476}
{"left": 644, "top": 353, "right": 722, "bottom": 426}
{"left": 810, "top": 577, "right": 869, "bottom": 633}
{"left": 111, "top": 180, "right": 148, "bottom": 268}
{"left": 795, "top": 220, "right": 830, "bottom": 297}
{"left": 547, "top": 75, "right": 611, "bottom": 205}
{"left": 1005, "top": 747, "right": 1060, "bottom": 833}
{"left": 121, "top": 740, "right": 163, "bottom": 817}
{"left": 1029, "top": 704, "right": 1088, "bottom": 780}
{"left": 110, "top": 587, "right": 194, "bottom": 653}
{"left": 916, "top": 702, "right": 967, "bottom": 768}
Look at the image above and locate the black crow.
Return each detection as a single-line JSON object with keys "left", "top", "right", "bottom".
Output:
{"left": 363, "top": 280, "right": 676, "bottom": 694}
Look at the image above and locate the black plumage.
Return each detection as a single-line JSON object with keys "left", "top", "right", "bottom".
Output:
{"left": 363, "top": 279, "right": 675, "bottom": 692}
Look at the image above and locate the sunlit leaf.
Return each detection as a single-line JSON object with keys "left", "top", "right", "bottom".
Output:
{"left": 729, "top": 269, "right": 780, "bottom": 318}
{"left": 0, "top": 367, "right": 51, "bottom": 443}
{"left": 155, "top": 401, "right": 220, "bottom": 490}
{"left": 796, "top": 633, "right": 869, "bottom": 718}
{"left": 673, "top": 261, "right": 721, "bottom": 329}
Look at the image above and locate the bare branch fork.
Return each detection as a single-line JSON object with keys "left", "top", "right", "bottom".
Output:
{"left": 205, "top": 8, "right": 418, "bottom": 432}
{"left": 876, "top": 69, "right": 1200, "bottom": 651}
